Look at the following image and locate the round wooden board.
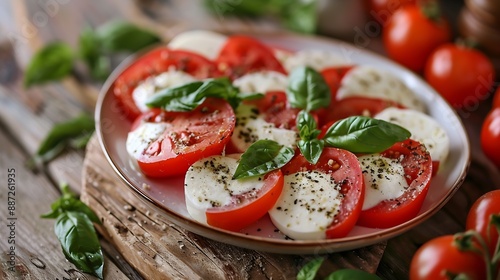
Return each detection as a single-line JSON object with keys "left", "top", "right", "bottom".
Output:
{"left": 81, "top": 135, "right": 386, "bottom": 279}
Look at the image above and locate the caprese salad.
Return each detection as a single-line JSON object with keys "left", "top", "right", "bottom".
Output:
{"left": 116, "top": 30, "right": 450, "bottom": 240}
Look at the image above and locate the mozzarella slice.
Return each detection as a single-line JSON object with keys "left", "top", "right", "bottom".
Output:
{"left": 336, "top": 66, "right": 426, "bottom": 112}
{"left": 283, "top": 49, "right": 349, "bottom": 72}
{"left": 230, "top": 104, "right": 298, "bottom": 152}
{"left": 126, "top": 122, "right": 170, "bottom": 160}
{"left": 375, "top": 107, "right": 450, "bottom": 165}
{"left": 132, "top": 69, "right": 196, "bottom": 112}
{"left": 168, "top": 30, "right": 227, "bottom": 60}
{"left": 268, "top": 170, "right": 342, "bottom": 240}
{"left": 233, "top": 71, "right": 288, "bottom": 94}
{"left": 184, "top": 155, "right": 266, "bottom": 224}
{"left": 358, "top": 154, "right": 409, "bottom": 210}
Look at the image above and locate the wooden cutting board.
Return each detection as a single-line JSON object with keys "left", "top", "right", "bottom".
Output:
{"left": 81, "top": 135, "right": 386, "bottom": 279}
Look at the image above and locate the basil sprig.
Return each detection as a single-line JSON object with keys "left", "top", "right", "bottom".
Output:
{"left": 296, "top": 113, "right": 410, "bottom": 164}
{"left": 286, "top": 66, "right": 331, "bottom": 112}
{"left": 232, "top": 140, "right": 295, "bottom": 179}
{"left": 322, "top": 116, "right": 411, "bottom": 153}
{"left": 24, "top": 42, "right": 74, "bottom": 88}
{"left": 297, "top": 257, "right": 382, "bottom": 280}
{"left": 297, "top": 110, "right": 324, "bottom": 164}
{"left": 146, "top": 77, "right": 263, "bottom": 111}
{"left": 27, "top": 114, "right": 95, "bottom": 170}
{"left": 42, "top": 183, "right": 104, "bottom": 279}
{"left": 24, "top": 20, "right": 160, "bottom": 86}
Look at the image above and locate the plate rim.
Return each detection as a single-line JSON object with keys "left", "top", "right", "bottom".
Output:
{"left": 95, "top": 32, "right": 471, "bottom": 254}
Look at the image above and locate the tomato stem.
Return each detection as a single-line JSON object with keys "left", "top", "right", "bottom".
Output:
{"left": 419, "top": 0, "right": 442, "bottom": 22}
{"left": 454, "top": 231, "right": 494, "bottom": 280}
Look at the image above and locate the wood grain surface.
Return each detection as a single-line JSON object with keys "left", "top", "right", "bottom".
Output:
{"left": 0, "top": 0, "right": 499, "bottom": 279}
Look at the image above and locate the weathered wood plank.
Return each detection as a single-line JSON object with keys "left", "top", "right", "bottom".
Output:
{"left": 0, "top": 124, "right": 131, "bottom": 280}
{"left": 81, "top": 135, "right": 386, "bottom": 279}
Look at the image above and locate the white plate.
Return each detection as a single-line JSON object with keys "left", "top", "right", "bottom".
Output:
{"left": 95, "top": 33, "right": 470, "bottom": 254}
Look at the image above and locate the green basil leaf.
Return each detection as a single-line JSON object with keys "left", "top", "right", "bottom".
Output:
{"left": 286, "top": 66, "right": 330, "bottom": 112}
{"left": 55, "top": 211, "right": 104, "bottom": 279}
{"left": 146, "top": 77, "right": 255, "bottom": 111}
{"left": 297, "top": 110, "right": 321, "bottom": 141}
{"left": 146, "top": 81, "right": 207, "bottom": 111}
{"left": 233, "top": 140, "right": 294, "bottom": 179}
{"left": 323, "top": 116, "right": 411, "bottom": 153}
{"left": 96, "top": 20, "right": 160, "bottom": 53}
{"left": 325, "top": 269, "right": 382, "bottom": 280}
{"left": 28, "top": 114, "right": 95, "bottom": 168}
{"left": 281, "top": 0, "right": 318, "bottom": 33}
{"left": 298, "top": 139, "right": 324, "bottom": 165}
{"left": 24, "top": 42, "right": 74, "bottom": 88}
{"left": 297, "top": 257, "right": 324, "bottom": 280}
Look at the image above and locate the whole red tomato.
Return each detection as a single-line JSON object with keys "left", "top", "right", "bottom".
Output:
{"left": 480, "top": 108, "right": 500, "bottom": 168}
{"left": 383, "top": 2, "right": 451, "bottom": 72}
{"left": 425, "top": 44, "right": 495, "bottom": 109}
{"left": 368, "top": 0, "right": 416, "bottom": 25}
{"left": 493, "top": 87, "right": 500, "bottom": 109}
{"left": 466, "top": 189, "right": 500, "bottom": 256}
{"left": 409, "top": 235, "right": 486, "bottom": 280}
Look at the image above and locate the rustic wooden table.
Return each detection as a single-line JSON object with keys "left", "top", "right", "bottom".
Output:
{"left": 1, "top": 1, "right": 499, "bottom": 279}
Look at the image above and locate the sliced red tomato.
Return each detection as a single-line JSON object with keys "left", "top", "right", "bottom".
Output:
{"left": 281, "top": 148, "right": 365, "bottom": 238}
{"left": 320, "top": 65, "right": 354, "bottom": 101}
{"left": 357, "top": 139, "right": 433, "bottom": 228}
{"left": 206, "top": 169, "right": 284, "bottom": 231}
{"left": 113, "top": 47, "right": 219, "bottom": 121}
{"left": 216, "top": 35, "right": 286, "bottom": 79}
{"left": 319, "top": 96, "right": 404, "bottom": 128}
{"left": 134, "top": 98, "right": 235, "bottom": 177}
{"left": 243, "top": 90, "right": 304, "bottom": 130}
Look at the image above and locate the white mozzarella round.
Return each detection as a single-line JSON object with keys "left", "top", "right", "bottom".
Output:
{"left": 184, "top": 155, "right": 266, "bottom": 224}
{"left": 233, "top": 71, "right": 288, "bottom": 94}
{"left": 336, "top": 66, "right": 426, "bottom": 112}
{"left": 126, "top": 122, "right": 170, "bottom": 160}
{"left": 358, "top": 154, "right": 409, "bottom": 210}
{"left": 268, "top": 170, "right": 342, "bottom": 240}
{"left": 132, "top": 69, "right": 196, "bottom": 112}
{"left": 375, "top": 107, "right": 450, "bottom": 165}
{"left": 167, "top": 30, "right": 227, "bottom": 60}
{"left": 283, "top": 49, "right": 349, "bottom": 72}
{"left": 230, "top": 104, "right": 298, "bottom": 152}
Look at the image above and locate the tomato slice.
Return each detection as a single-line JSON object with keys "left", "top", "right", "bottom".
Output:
{"left": 113, "top": 47, "right": 219, "bottom": 121}
{"left": 320, "top": 66, "right": 354, "bottom": 101}
{"left": 206, "top": 169, "right": 284, "bottom": 231}
{"left": 357, "top": 139, "right": 433, "bottom": 228}
{"left": 319, "top": 96, "right": 405, "bottom": 128}
{"left": 134, "top": 98, "right": 235, "bottom": 177}
{"left": 216, "top": 35, "right": 287, "bottom": 79}
{"left": 280, "top": 148, "right": 365, "bottom": 238}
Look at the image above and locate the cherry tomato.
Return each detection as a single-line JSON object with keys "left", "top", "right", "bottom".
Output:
{"left": 206, "top": 169, "right": 284, "bottom": 231}
{"left": 367, "top": 0, "right": 416, "bottom": 25}
{"left": 134, "top": 98, "right": 235, "bottom": 177}
{"left": 466, "top": 189, "right": 500, "bottom": 257}
{"left": 281, "top": 148, "right": 365, "bottom": 238}
{"left": 357, "top": 139, "right": 433, "bottom": 228}
{"left": 383, "top": 3, "right": 451, "bottom": 73}
{"left": 425, "top": 44, "right": 495, "bottom": 109}
{"left": 113, "top": 47, "right": 219, "bottom": 120}
{"left": 481, "top": 108, "right": 500, "bottom": 169}
{"left": 216, "top": 35, "right": 287, "bottom": 79}
{"left": 493, "top": 87, "right": 500, "bottom": 109}
{"left": 410, "top": 235, "right": 486, "bottom": 280}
